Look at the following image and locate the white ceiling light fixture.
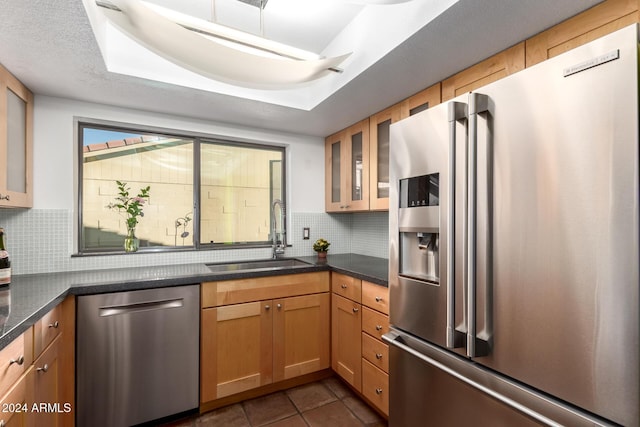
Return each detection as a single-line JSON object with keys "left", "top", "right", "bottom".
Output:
{"left": 95, "top": 0, "right": 351, "bottom": 89}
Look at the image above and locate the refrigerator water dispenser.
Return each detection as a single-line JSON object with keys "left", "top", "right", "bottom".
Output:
{"left": 400, "top": 232, "right": 439, "bottom": 283}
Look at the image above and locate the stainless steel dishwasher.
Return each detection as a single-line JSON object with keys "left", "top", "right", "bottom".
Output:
{"left": 76, "top": 285, "right": 200, "bottom": 427}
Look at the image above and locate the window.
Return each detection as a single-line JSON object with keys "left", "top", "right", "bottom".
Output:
{"left": 78, "top": 121, "right": 285, "bottom": 253}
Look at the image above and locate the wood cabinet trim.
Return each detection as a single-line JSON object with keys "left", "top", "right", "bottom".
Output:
{"left": 361, "top": 306, "right": 389, "bottom": 341}
{"left": 331, "top": 293, "right": 362, "bottom": 392}
{"left": 331, "top": 272, "right": 362, "bottom": 303}
{"left": 362, "top": 332, "right": 389, "bottom": 373}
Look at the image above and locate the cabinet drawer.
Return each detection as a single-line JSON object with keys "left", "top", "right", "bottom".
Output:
{"left": 362, "top": 332, "right": 388, "bottom": 373}
{"left": 361, "top": 281, "right": 389, "bottom": 314}
{"left": 362, "top": 307, "right": 389, "bottom": 340}
{"left": 331, "top": 273, "right": 361, "bottom": 303}
{"left": 202, "top": 272, "right": 330, "bottom": 308}
{"left": 34, "top": 304, "right": 62, "bottom": 358}
{"left": 362, "top": 359, "right": 389, "bottom": 416}
{"left": 0, "top": 328, "right": 33, "bottom": 398}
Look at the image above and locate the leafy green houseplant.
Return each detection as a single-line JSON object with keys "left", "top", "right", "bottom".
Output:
{"left": 313, "top": 238, "right": 330, "bottom": 258}
{"left": 107, "top": 180, "right": 151, "bottom": 252}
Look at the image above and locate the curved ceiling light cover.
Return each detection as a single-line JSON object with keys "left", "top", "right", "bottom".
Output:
{"left": 102, "top": 0, "right": 351, "bottom": 89}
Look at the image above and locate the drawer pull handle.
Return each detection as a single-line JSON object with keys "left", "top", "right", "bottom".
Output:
{"left": 375, "top": 388, "right": 383, "bottom": 395}
{"left": 48, "top": 321, "right": 59, "bottom": 329}
{"left": 352, "top": 307, "right": 359, "bottom": 313}
{"left": 375, "top": 296, "right": 383, "bottom": 303}
{"left": 277, "top": 304, "right": 282, "bottom": 310}
{"left": 265, "top": 305, "right": 271, "bottom": 310}
{"left": 36, "top": 364, "right": 48, "bottom": 373}
{"left": 9, "top": 355, "right": 24, "bottom": 366}
{"left": 0, "top": 419, "right": 5, "bottom": 427}
{"left": 375, "top": 353, "right": 383, "bottom": 360}
{"left": 375, "top": 325, "right": 383, "bottom": 331}
{"left": 341, "top": 284, "right": 347, "bottom": 289}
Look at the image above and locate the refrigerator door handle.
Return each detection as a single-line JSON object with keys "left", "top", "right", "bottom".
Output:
{"left": 447, "top": 101, "right": 467, "bottom": 349}
{"left": 467, "top": 93, "right": 490, "bottom": 358}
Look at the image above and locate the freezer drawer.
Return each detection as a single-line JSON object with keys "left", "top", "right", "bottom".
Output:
{"left": 76, "top": 285, "right": 200, "bottom": 427}
{"left": 384, "top": 330, "right": 616, "bottom": 427}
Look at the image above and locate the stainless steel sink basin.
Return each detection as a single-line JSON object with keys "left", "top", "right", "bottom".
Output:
{"left": 206, "top": 259, "right": 312, "bottom": 273}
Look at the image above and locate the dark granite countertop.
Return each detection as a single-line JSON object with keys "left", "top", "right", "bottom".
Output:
{"left": 0, "top": 253, "right": 388, "bottom": 351}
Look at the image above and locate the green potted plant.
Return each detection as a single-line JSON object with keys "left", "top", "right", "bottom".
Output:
{"left": 107, "top": 180, "right": 150, "bottom": 252}
{"left": 313, "top": 238, "right": 330, "bottom": 258}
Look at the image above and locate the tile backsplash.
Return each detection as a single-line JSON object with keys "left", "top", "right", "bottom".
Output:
{"left": 0, "top": 209, "right": 389, "bottom": 274}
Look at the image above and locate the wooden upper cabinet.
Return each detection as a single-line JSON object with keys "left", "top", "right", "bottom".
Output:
{"left": 526, "top": 0, "right": 639, "bottom": 66}
{"left": 325, "top": 119, "right": 370, "bottom": 212}
{"left": 400, "top": 83, "right": 442, "bottom": 119}
{"left": 369, "top": 106, "right": 400, "bottom": 211}
{"left": 442, "top": 43, "right": 525, "bottom": 101}
{"left": 0, "top": 62, "right": 33, "bottom": 208}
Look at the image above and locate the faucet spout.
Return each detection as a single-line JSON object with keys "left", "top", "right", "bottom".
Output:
{"left": 271, "top": 199, "right": 286, "bottom": 259}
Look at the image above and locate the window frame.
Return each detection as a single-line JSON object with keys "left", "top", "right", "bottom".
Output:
{"left": 76, "top": 117, "right": 287, "bottom": 255}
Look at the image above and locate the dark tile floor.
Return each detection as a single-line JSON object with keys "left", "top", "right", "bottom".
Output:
{"left": 163, "top": 377, "right": 387, "bottom": 427}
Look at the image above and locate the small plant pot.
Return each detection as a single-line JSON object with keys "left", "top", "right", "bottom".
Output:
{"left": 317, "top": 251, "right": 327, "bottom": 259}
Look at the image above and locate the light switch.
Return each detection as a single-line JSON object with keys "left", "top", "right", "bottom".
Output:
{"left": 303, "top": 227, "right": 310, "bottom": 240}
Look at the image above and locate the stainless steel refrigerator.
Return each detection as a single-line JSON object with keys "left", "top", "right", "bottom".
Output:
{"left": 385, "top": 24, "right": 639, "bottom": 427}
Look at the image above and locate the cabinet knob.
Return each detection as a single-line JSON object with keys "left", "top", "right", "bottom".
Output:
{"left": 265, "top": 305, "right": 271, "bottom": 310}
{"left": 0, "top": 419, "right": 6, "bottom": 427}
{"left": 36, "top": 364, "right": 48, "bottom": 373}
{"left": 48, "top": 321, "right": 59, "bottom": 329}
{"left": 375, "top": 325, "right": 383, "bottom": 331}
{"left": 375, "top": 353, "right": 383, "bottom": 360}
{"left": 375, "top": 296, "right": 383, "bottom": 303}
{"left": 375, "top": 388, "right": 383, "bottom": 395}
{"left": 352, "top": 307, "right": 359, "bottom": 313}
{"left": 341, "top": 284, "right": 347, "bottom": 289}
{"left": 277, "top": 304, "right": 282, "bottom": 310}
{"left": 9, "top": 355, "right": 24, "bottom": 366}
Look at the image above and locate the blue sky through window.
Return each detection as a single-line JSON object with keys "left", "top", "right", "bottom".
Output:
{"left": 83, "top": 128, "right": 141, "bottom": 146}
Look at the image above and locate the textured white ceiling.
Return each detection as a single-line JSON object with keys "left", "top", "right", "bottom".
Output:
{"left": 0, "top": 0, "right": 603, "bottom": 137}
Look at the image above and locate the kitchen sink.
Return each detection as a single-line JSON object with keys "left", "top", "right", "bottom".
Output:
{"left": 206, "top": 258, "right": 312, "bottom": 273}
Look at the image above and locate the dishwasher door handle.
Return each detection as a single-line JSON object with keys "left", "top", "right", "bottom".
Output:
{"left": 99, "top": 298, "right": 184, "bottom": 317}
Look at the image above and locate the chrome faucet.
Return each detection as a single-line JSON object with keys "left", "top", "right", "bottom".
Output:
{"left": 271, "top": 199, "right": 286, "bottom": 259}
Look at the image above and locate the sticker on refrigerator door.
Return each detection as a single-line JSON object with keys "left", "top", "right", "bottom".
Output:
{"left": 563, "top": 49, "right": 620, "bottom": 77}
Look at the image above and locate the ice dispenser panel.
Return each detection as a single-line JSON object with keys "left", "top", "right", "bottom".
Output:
{"left": 399, "top": 173, "right": 439, "bottom": 208}
{"left": 400, "top": 232, "right": 439, "bottom": 284}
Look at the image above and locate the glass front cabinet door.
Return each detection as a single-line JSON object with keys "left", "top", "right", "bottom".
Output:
{"left": 0, "top": 63, "right": 33, "bottom": 208}
{"left": 325, "top": 119, "right": 370, "bottom": 212}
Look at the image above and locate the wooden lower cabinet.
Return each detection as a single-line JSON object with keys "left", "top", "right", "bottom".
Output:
{"left": 31, "top": 335, "right": 62, "bottom": 427}
{"left": 331, "top": 293, "right": 362, "bottom": 392}
{"left": 201, "top": 301, "right": 273, "bottom": 402}
{"left": 273, "top": 293, "right": 330, "bottom": 383}
{"left": 0, "top": 367, "right": 32, "bottom": 427}
{"left": 201, "top": 290, "right": 330, "bottom": 404}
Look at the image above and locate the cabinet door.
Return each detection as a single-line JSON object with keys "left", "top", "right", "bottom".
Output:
{"left": 0, "top": 367, "right": 33, "bottom": 427}
{"left": 369, "top": 106, "right": 400, "bottom": 211}
{"left": 0, "top": 63, "right": 33, "bottom": 208}
{"left": 273, "top": 293, "right": 330, "bottom": 382}
{"left": 31, "top": 335, "right": 61, "bottom": 427}
{"left": 325, "top": 131, "right": 346, "bottom": 212}
{"left": 325, "top": 120, "right": 370, "bottom": 212}
{"left": 400, "top": 83, "right": 441, "bottom": 119}
{"left": 525, "top": 0, "right": 637, "bottom": 67}
{"left": 344, "top": 119, "right": 370, "bottom": 212}
{"left": 441, "top": 43, "right": 525, "bottom": 101}
{"left": 331, "top": 294, "right": 362, "bottom": 391}
{"left": 201, "top": 301, "right": 273, "bottom": 402}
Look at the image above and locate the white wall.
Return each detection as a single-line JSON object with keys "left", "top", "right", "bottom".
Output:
{"left": 0, "top": 95, "right": 388, "bottom": 274}
{"left": 32, "top": 95, "right": 326, "bottom": 213}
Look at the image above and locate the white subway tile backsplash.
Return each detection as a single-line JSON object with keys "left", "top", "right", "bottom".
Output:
{"left": 0, "top": 209, "right": 389, "bottom": 274}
